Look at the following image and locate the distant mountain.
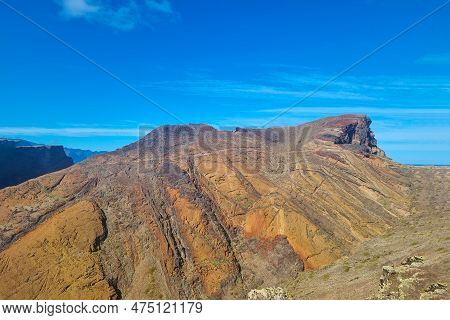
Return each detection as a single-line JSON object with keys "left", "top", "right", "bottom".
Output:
{"left": 0, "top": 138, "right": 73, "bottom": 189}
{"left": 64, "top": 148, "right": 106, "bottom": 163}
{"left": 0, "top": 138, "right": 103, "bottom": 189}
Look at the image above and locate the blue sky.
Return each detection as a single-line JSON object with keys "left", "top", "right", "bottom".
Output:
{"left": 0, "top": 0, "right": 449, "bottom": 164}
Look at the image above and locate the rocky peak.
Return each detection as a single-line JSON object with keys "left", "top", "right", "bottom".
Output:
{"left": 333, "top": 115, "right": 385, "bottom": 156}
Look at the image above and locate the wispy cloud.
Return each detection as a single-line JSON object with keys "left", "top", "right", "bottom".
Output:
{"left": 60, "top": 0, "right": 100, "bottom": 17}
{"left": 375, "top": 126, "right": 450, "bottom": 142}
{"left": 259, "top": 106, "right": 450, "bottom": 116}
{"left": 269, "top": 73, "right": 450, "bottom": 91}
{"left": 416, "top": 53, "right": 450, "bottom": 65}
{"left": 143, "top": 70, "right": 450, "bottom": 106}
{"left": 215, "top": 107, "right": 450, "bottom": 128}
{"left": 236, "top": 86, "right": 377, "bottom": 101}
{"left": 143, "top": 77, "right": 377, "bottom": 101}
{"left": 55, "top": 0, "right": 177, "bottom": 30}
{"left": 145, "top": 0, "right": 173, "bottom": 14}
{"left": 0, "top": 127, "right": 139, "bottom": 137}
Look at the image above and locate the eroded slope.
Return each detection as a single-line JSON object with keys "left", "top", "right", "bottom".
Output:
{"left": 285, "top": 166, "right": 450, "bottom": 299}
{"left": 0, "top": 201, "right": 116, "bottom": 299}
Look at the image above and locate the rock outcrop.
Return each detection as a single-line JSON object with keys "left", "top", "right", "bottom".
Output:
{"left": 378, "top": 256, "right": 448, "bottom": 300}
{"left": 0, "top": 115, "right": 437, "bottom": 299}
{"left": 248, "top": 288, "right": 288, "bottom": 300}
{"left": 0, "top": 139, "right": 73, "bottom": 189}
{"left": 333, "top": 115, "right": 385, "bottom": 156}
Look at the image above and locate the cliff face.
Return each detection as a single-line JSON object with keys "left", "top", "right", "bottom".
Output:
{"left": 0, "top": 139, "right": 74, "bottom": 189}
{"left": 0, "top": 115, "right": 423, "bottom": 299}
{"left": 328, "top": 115, "right": 385, "bottom": 156}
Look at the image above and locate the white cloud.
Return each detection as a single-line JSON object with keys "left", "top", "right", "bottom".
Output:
{"left": 259, "top": 106, "right": 450, "bottom": 116}
{"left": 376, "top": 126, "right": 450, "bottom": 142}
{"left": 143, "top": 71, "right": 450, "bottom": 106}
{"left": 416, "top": 53, "right": 450, "bottom": 65}
{"left": 60, "top": 0, "right": 100, "bottom": 17}
{"left": 236, "top": 86, "right": 377, "bottom": 101}
{"left": 269, "top": 73, "right": 450, "bottom": 92}
{"left": 55, "top": 0, "right": 176, "bottom": 30}
{"left": 0, "top": 127, "right": 139, "bottom": 137}
{"left": 143, "top": 78, "right": 377, "bottom": 101}
{"left": 146, "top": 0, "right": 173, "bottom": 14}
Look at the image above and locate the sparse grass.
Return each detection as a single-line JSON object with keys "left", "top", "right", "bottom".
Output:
{"left": 211, "top": 258, "right": 225, "bottom": 268}
{"left": 42, "top": 186, "right": 58, "bottom": 200}
{"left": 144, "top": 266, "right": 159, "bottom": 298}
{"left": 342, "top": 261, "right": 351, "bottom": 272}
{"left": 149, "top": 266, "right": 156, "bottom": 275}
{"left": 360, "top": 254, "right": 380, "bottom": 266}
{"left": 321, "top": 273, "right": 330, "bottom": 281}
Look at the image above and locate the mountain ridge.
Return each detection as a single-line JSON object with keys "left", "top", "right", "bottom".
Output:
{"left": 0, "top": 114, "right": 446, "bottom": 300}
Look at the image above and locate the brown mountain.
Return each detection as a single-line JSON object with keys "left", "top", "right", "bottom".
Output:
{"left": 0, "top": 114, "right": 447, "bottom": 300}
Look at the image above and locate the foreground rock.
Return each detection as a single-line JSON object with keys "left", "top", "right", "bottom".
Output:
{"left": 378, "top": 256, "right": 448, "bottom": 300}
{"left": 248, "top": 288, "right": 288, "bottom": 300}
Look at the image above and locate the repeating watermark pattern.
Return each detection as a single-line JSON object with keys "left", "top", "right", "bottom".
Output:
{"left": 137, "top": 124, "right": 312, "bottom": 175}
